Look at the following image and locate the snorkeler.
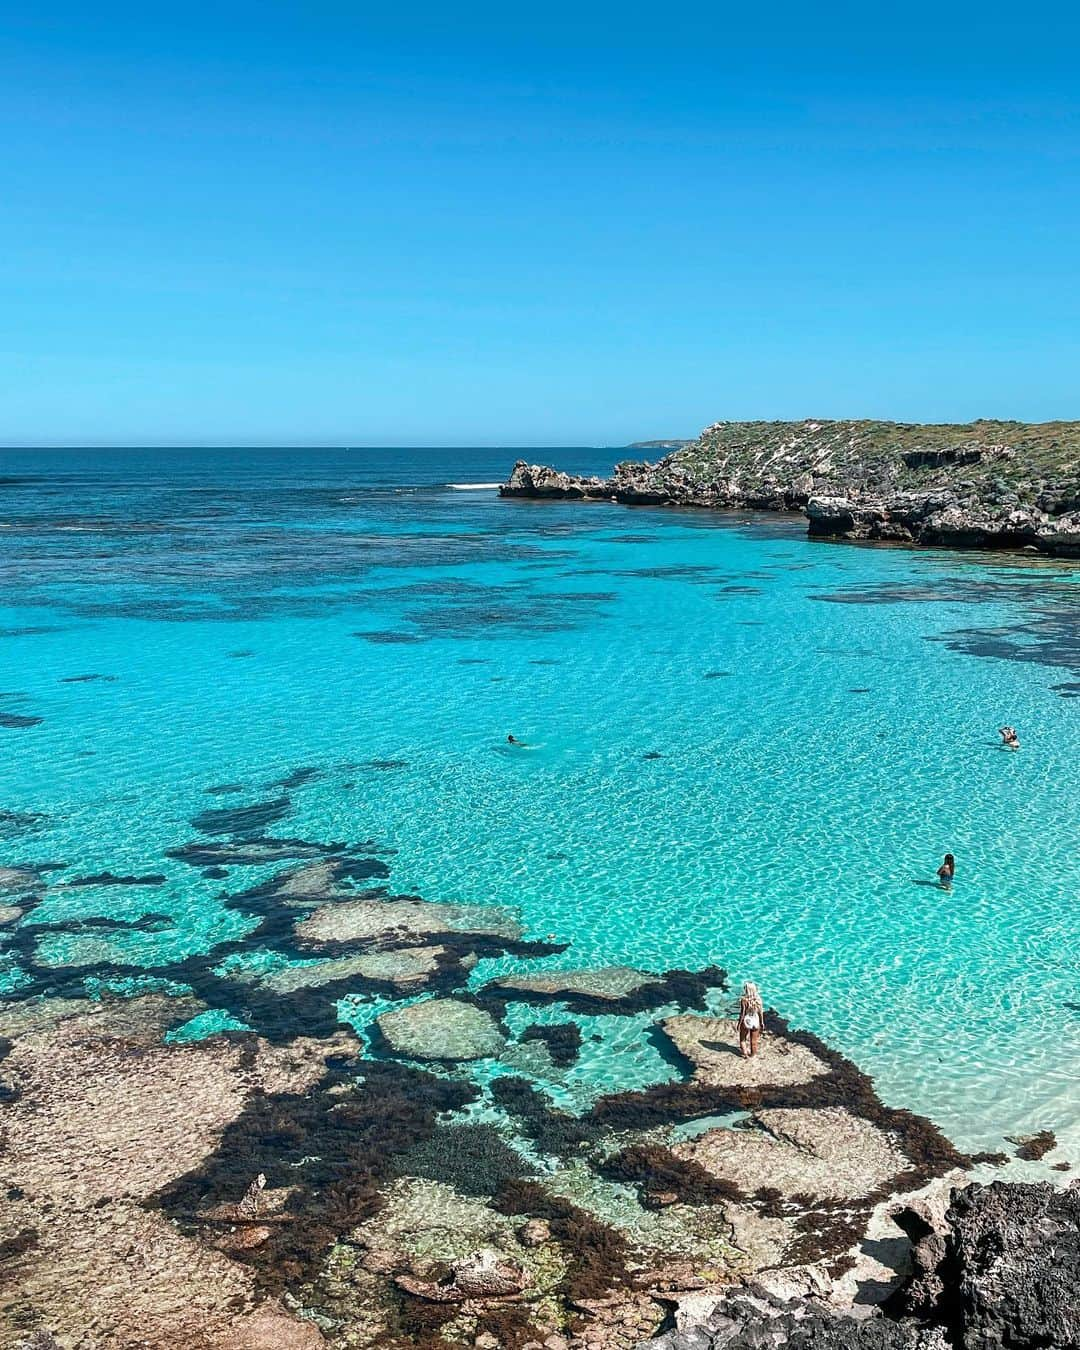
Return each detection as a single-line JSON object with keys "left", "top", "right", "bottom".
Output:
{"left": 998, "top": 725, "right": 1020, "bottom": 750}
{"left": 737, "top": 981, "right": 765, "bottom": 1058}
{"left": 937, "top": 853, "right": 955, "bottom": 890}
{"left": 507, "top": 734, "right": 521, "bottom": 745}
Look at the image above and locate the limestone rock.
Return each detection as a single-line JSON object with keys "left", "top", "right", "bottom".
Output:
{"left": 500, "top": 460, "right": 610, "bottom": 499}
{"left": 376, "top": 998, "right": 506, "bottom": 1061}
{"left": 660, "top": 1015, "right": 831, "bottom": 1088}
{"left": 0, "top": 995, "right": 353, "bottom": 1348}
{"left": 396, "top": 1248, "right": 528, "bottom": 1301}
{"left": 675, "top": 1107, "right": 910, "bottom": 1203}
{"left": 892, "top": 1180, "right": 1080, "bottom": 1347}
{"left": 295, "top": 897, "right": 521, "bottom": 947}
{"left": 0, "top": 866, "right": 38, "bottom": 892}
{"left": 257, "top": 945, "right": 447, "bottom": 993}
{"left": 518, "top": 1218, "right": 551, "bottom": 1247}
{"left": 492, "top": 966, "right": 662, "bottom": 1002}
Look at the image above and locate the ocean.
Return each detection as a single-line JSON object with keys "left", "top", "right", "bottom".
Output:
{"left": 1, "top": 446, "right": 1077, "bottom": 1161}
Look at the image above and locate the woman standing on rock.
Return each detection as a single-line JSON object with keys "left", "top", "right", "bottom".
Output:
{"left": 737, "top": 981, "right": 764, "bottom": 1058}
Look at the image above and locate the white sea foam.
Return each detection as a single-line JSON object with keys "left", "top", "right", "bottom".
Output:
{"left": 447, "top": 481, "right": 501, "bottom": 490}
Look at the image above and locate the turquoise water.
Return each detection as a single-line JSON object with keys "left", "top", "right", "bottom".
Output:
{"left": 1, "top": 448, "right": 1077, "bottom": 1159}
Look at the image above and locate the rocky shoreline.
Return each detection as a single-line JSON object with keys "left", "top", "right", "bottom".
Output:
{"left": 500, "top": 419, "right": 1080, "bottom": 555}
{"left": 2, "top": 812, "right": 1076, "bottom": 1348}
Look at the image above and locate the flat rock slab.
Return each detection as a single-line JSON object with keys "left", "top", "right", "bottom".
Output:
{"left": 491, "top": 965, "right": 661, "bottom": 1001}
{"left": 661, "top": 1015, "right": 831, "bottom": 1088}
{"left": 377, "top": 998, "right": 506, "bottom": 1061}
{"left": 258, "top": 946, "right": 446, "bottom": 994}
{"left": 0, "top": 867, "right": 38, "bottom": 892}
{"left": 295, "top": 897, "right": 521, "bottom": 947}
{"left": 675, "top": 1107, "right": 910, "bottom": 1202}
{"left": 0, "top": 904, "right": 23, "bottom": 926}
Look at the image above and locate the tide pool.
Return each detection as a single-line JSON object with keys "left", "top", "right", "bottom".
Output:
{"left": 1, "top": 447, "right": 1077, "bottom": 1161}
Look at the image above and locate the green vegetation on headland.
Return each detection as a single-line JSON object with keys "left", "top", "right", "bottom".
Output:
{"left": 503, "top": 418, "right": 1080, "bottom": 555}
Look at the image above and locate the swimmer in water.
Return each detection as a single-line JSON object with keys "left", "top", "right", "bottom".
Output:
{"left": 937, "top": 852, "right": 955, "bottom": 890}
{"left": 507, "top": 734, "right": 521, "bottom": 746}
{"left": 998, "top": 725, "right": 1020, "bottom": 750}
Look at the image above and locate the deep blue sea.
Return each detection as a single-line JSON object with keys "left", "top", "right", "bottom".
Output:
{"left": 1, "top": 447, "right": 1077, "bottom": 1161}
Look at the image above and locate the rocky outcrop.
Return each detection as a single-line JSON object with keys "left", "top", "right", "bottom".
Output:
{"left": 889, "top": 1180, "right": 1080, "bottom": 1348}
{"left": 640, "top": 1180, "right": 1080, "bottom": 1350}
{"left": 376, "top": 997, "right": 507, "bottom": 1061}
{"left": 500, "top": 419, "right": 1080, "bottom": 556}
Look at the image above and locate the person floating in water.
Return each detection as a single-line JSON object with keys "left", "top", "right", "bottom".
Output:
{"left": 998, "top": 725, "right": 1020, "bottom": 750}
{"left": 737, "top": 981, "right": 765, "bottom": 1058}
{"left": 507, "top": 734, "right": 522, "bottom": 746}
{"left": 937, "top": 853, "right": 956, "bottom": 890}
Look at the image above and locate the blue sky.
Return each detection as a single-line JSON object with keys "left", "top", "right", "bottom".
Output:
{"left": 1, "top": 2, "right": 1078, "bottom": 445}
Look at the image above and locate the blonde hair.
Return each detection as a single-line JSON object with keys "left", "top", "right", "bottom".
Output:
{"left": 741, "top": 981, "right": 763, "bottom": 1014}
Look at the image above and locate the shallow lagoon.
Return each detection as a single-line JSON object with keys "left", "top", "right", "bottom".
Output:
{"left": 1, "top": 447, "right": 1077, "bottom": 1160}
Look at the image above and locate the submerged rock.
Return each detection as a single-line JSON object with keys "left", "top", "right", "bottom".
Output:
{"left": 190, "top": 796, "right": 292, "bottom": 836}
{"left": 256, "top": 946, "right": 447, "bottom": 994}
{"left": 0, "top": 904, "right": 23, "bottom": 926}
{"left": 396, "top": 1247, "right": 529, "bottom": 1301}
{"left": 295, "top": 896, "right": 522, "bottom": 947}
{"left": 377, "top": 998, "right": 506, "bottom": 1061}
{"left": 1006, "top": 1128, "right": 1056, "bottom": 1161}
{"left": 0, "top": 867, "right": 39, "bottom": 892}
{"left": 491, "top": 965, "right": 663, "bottom": 1002}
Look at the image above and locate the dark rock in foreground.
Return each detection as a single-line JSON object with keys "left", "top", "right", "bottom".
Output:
{"left": 501, "top": 419, "right": 1080, "bottom": 556}
{"left": 643, "top": 1179, "right": 1080, "bottom": 1350}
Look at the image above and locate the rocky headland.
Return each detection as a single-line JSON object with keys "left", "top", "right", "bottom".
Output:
{"left": 501, "top": 420, "right": 1080, "bottom": 555}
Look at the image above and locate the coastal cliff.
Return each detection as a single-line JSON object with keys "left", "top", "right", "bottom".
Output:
{"left": 501, "top": 419, "right": 1080, "bottom": 555}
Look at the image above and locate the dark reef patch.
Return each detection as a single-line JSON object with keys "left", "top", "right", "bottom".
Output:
{"left": 1008, "top": 1130, "right": 1056, "bottom": 1161}
{"left": 203, "top": 783, "right": 246, "bottom": 796}
{"left": 266, "top": 767, "right": 322, "bottom": 791}
{"left": 190, "top": 796, "right": 292, "bottom": 836}
{"left": 519, "top": 1021, "right": 582, "bottom": 1067}
{"left": 703, "top": 670, "right": 733, "bottom": 679}
{"left": 353, "top": 630, "right": 428, "bottom": 644}
{"left": 60, "top": 674, "right": 116, "bottom": 683}
{"left": 60, "top": 872, "right": 166, "bottom": 888}
{"left": 489, "top": 1077, "right": 601, "bottom": 1158}
{"left": 0, "top": 713, "right": 43, "bottom": 729}
{"left": 391, "top": 1123, "right": 534, "bottom": 1196}
{"left": 598, "top": 1143, "right": 745, "bottom": 1207}
{"left": 0, "top": 811, "right": 48, "bottom": 841}
{"left": 166, "top": 835, "right": 352, "bottom": 867}
{"left": 641, "top": 751, "right": 663, "bottom": 760}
